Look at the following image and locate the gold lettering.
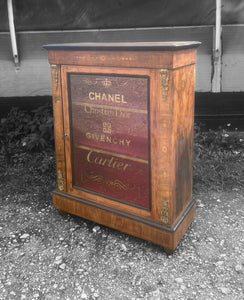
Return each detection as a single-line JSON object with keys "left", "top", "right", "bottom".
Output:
{"left": 101, "top": 93, "right": 107, "bottom": 101}
{"left": 88, "top": 92, "right": 94, "bottom": 100}
{"left": 108, "top": 94, "right": 114, "bottom": 102}
{"left": 94, "top": 156, "right": 108, "bottom": 166}
{"left": 84, "top": 105, "right": 115, "bottom": 117}
{"left": 87, "top": 150, "right": 92, "bottom": 162}
{"left": 87, "top": 92, "right": 126, "bottom": 104}
{"left": 84, "top": 105, "right": 130, "bottom": 118}
{"left": 94, "top": 92, "right": 101, "bottom": 100}
{"left": 123, "top": 164, "right": 129, "bottom": 171}
{"left": 107, "top": 157, "right": 115, "bottom": 168}
{"left": 85, "top": 132, "right": 131, "bottom": 148}
{"left": 86, "top": 151, "right": 130, "bottom": 171}
{"left": 100, "top": 134, "right": 105, "bottom": 142}
{"left": 119, "top": 139, "right": 125, "bottom": 146}
{"left": 121, "top": 95, "right": 127, "bottom": 104}
{"left": 115, "top": 94, "right": 120, "bottom": 103}
{"left": 106, "top": 136, "right": 112, "bottom": 143}
{"left": 117, "top": 110, "right": 130, "bottom": 118}
{"left": 116, "top": 162, "right": 124, "bottom": 170}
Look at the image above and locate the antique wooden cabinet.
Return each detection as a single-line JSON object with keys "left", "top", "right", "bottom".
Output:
{"left": 44, "top": 42, "right": 200, "bottom": 253}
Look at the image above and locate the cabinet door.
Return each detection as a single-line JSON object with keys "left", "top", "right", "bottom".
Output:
{"left": 61, "top": 65, "right": 154, "bottom": 215}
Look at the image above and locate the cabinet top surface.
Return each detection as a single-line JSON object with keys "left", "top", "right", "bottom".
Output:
{"left": 43, "top": 41, "right": 201, "bottom": 51}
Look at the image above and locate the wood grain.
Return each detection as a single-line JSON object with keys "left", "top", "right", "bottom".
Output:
{"left": 48, "top": 49, "right": 197, "bottom": 70}
{"left": 171, "top": 65, "right": 195, "bottom": 221}
{"left": 50, "top": 64, "right": 67, "bottom": 192}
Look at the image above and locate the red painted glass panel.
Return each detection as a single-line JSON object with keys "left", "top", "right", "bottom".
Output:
{"left": 69, "top": 73, "right": 150, "bottom": 209}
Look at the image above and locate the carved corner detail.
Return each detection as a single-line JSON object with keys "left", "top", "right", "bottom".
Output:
{"left": 57, "top": 168, "right": 64, "bottom": 191}
{"left": 160, "top": 69, "right": 169, "bottom": 101}
{"left": 51, "top": 64, "right": 59, "bottom": 91}
{"left": 161, "top": 197, "right": 169, "bottom": 224}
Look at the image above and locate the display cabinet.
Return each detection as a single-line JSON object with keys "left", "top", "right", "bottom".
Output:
{"left": 44, "top": 42, "right": 200, "bottom": 253}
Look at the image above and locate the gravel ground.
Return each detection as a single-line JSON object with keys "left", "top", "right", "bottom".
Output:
{"left": 0, "top": 168, "right": 244, "bottom": 300}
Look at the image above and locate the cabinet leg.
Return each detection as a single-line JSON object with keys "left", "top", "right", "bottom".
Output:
{"left": 57, "top": 209, "right": 68, "bottom": 216}
{"left": 164, "top": 247, "right": 174, "bottom": 255}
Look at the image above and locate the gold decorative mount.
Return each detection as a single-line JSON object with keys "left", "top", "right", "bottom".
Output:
{"left": 57, "top": 168, "right": 64, "bottom": 191}
{"left": 51, "top": 64, "right": 59, "bottom": 91}
{"left": 161, "top": 197, "right": 169, "bottom": 224}
{"left": 160, "top": 69, "right": 169, "bottom": 101}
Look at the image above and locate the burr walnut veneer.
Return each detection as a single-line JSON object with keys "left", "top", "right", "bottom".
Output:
{"left": 44, "top": 42, "right": 200, "bottom": 253}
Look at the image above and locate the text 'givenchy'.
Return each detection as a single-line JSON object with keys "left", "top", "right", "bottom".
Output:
{"left": 86, "top": 132, "right": 131, "bottom": 147}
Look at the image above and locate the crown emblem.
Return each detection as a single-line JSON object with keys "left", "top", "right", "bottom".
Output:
{"left": 102, "top": 78, "right": 112, "bottom": 87}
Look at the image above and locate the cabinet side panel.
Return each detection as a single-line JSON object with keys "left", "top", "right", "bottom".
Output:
{"left": 50, "top": 64, "right": 67, "bottom": 192}
{"left": 150, "top": 69, "right": 173, "bottom": 225}
{"left": 172, "top": 64, "right": 195, "bottom": 221}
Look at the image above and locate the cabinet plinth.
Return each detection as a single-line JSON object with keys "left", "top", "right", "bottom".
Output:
{"left": 44, "top": 41, "right": 200, "bottom": 252}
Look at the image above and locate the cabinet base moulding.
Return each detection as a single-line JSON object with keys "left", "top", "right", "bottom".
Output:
{"left": 52, "top": 190, "right": 196, "bottom": 253}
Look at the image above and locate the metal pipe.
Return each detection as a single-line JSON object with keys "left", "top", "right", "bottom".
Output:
{"left": 212, "top": 0, "right": 222, "bottom": 92}
{"left": 215, "top": 0, "right": 221, "bottom": 52}
{"left": 7, "top": 0, "right": 19, "bottom": 66}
